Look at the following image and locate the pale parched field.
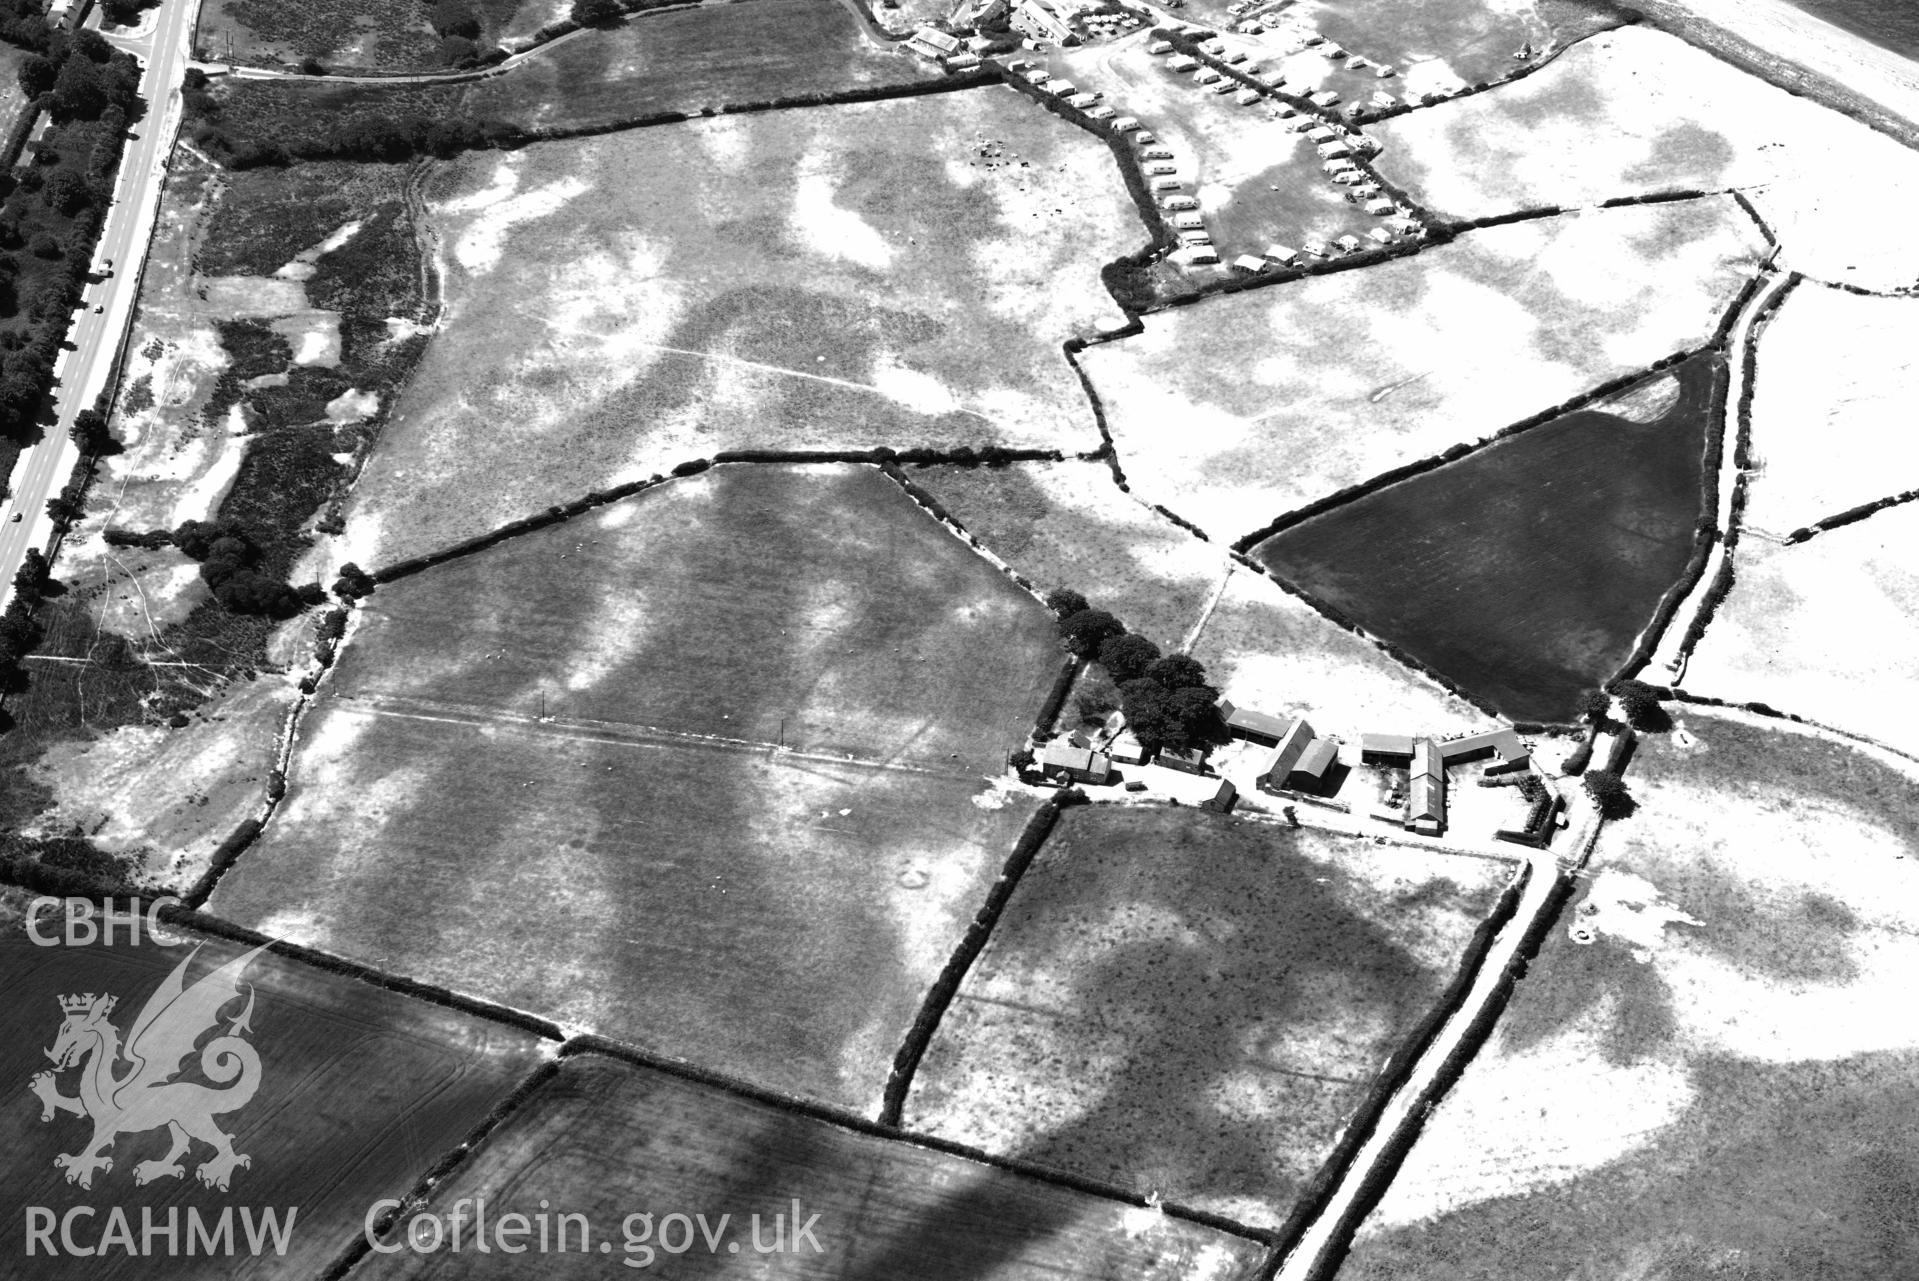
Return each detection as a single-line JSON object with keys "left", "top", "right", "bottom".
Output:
{"left": 1339, "top": 709, "right": 1919, "bottom": 1279}
{"left": 1188, "top": 563, "right": 1494, "bottom": 739}
{"left": 342, "top": 90, "right": 1146, "bottom": 569}
{"left": 1368, "top": 25, "right": 1919, "bottom": 291}
{"left": 1683, "top": 502, "right": 1919, "bottom": 758}
{"left": 906, "top": 807, "right": 1515, "bottom": 1231}
{"left": 1078, "top": 198, "right": 1763, "bottom": 542}
{"left": 1741, "top": 284, "right": 1919, "bottom": 536}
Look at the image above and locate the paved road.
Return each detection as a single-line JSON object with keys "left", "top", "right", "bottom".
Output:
{"left": 0, "top": 0, "right": 196, "bottom": 614}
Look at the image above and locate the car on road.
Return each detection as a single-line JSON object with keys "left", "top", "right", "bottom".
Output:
{"left": 9, "top": 513, "right": 19, "bottom": 523}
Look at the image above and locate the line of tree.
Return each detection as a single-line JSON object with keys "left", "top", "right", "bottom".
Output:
{"left": 1044, "top": 587, "right": 1222, "bottom": 754}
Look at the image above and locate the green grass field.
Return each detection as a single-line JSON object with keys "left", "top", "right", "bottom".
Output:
{"left": 466, "top": 0, "right": 944, "bottom": 131}
{"left": 352, "top": 1053, "right": 1270, "bottom": 1278}
{"left": 210, "top": 464, "right": 1062, "bottom": 1113}
{"left": 345, "top": 91, "right": 1138, "bottom": 566}
{"left": 1254, "top": 355, "right": 1721, "bottom": 722}
{"left": 1310, "top": 0, "right": 1624, "bottom": 97}
{"left": 202, "top": 0, "right": 537, "bottom": 72}
{"left": 1339, "top": 709, "right": 1919, "bottom": 1279}
{"left": 905, "top": 807, "right": 1515, "bottom": 1230}
{"left": 0, "top": 907, "right": 546, "bottom": 1277}
{"left": 202, "top": 0, "right": 943, "bottom": 156}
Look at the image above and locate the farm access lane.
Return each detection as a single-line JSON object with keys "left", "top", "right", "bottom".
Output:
{"left": 1644, "top": 264, "right": 1791, "bottom": 684}
{"left": 0, "top": 0, "right": 197, "bottom": 615}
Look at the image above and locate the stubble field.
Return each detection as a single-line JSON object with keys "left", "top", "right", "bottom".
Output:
{"left": 209, "top": 464, "right": 1063, "bottom": 1113}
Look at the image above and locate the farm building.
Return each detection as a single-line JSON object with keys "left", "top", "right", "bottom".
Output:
{"left": 1040, "top": 742, "right": 1114, "bottom": 785}
{"left": 906, "top": 28, "right": 962, "bottom": 61}
{"left": 1255, "top": 719, "right": 1340, "bottom": 795}
{"left": 1011, "top": 0, "right": 1075, "bottom": 44}
{"left": 1264, "top": 244, "right": 1299, "bottom": 265}
{"left": 1157, "top": 745, "right": 1213, "bottom": 775}
{"left": 1167, "top": 54, "right": 1200, "bottom": 71}
{"left": 1408, "top": 740, "right": 1445, "bottom": 834}
{"left": 1218, "top": 699, "right": 1294, "bottom": 744}
{"left": 1108, "top": 730, "right": 1146, "bottom": 765}
{"left": 1361, "top": 733, "right": 1416, "bottom": 763}
{"left": 1202, "top": 778, "right": 1239, "bottom": 813}
{"left": 1438, "top": 728, "right": 1530, "bottom": 767}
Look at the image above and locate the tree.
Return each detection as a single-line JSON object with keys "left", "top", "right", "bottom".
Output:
{"left": 1578, "top": 688, "right": 1611, "bottom": 726}
{"left": 1144, "top": 652, "right": 1207, "bottom": 692}
{"left": 1097, "top": 633, "right": 1160, "bottom": 681}
{"left": 1583, "top": 769, "right": 1632, "bottom": 818}
{"left": 1164, "top": 685, "right": 1223, "bottom": 751}
{"left": 18, "top": 54, "right": 54, "bottom": 99}
{"left": 50, "top": 54, "right": 107, "bottom": 121}
{"left": 431, "top": 0, "right": 482, "bottom": 37}
{"left": 572, "top": 0, "right": 624, "bottom": 23}
{"left": 12, "top": 547, "right": 48, "bottom": 599}
{"left": 42, "top": 169, "right": 91, "bottom": 218}
{"left": 71, "top": 29, "right": 112, "bottom": 63}
{"left": 331, "top": 562, "right": 375, "bottom": 601}
{"left": 1608, "top": 678, "right": 1669, "bottom": 732}
{"left": 1058, "top": 607, "right": 1123, "bottom": 658}
{"left": 1117, "top": 677, "right": 1173, "bottom": 751}
{"left": 1042, "top": 587, "right": 1088, "bottom": 618}
{"left": 70, "top": 407, "right": 112, "bottom": 454}
{"left": 298, "top": 56, "right": 327, "bottom": 75}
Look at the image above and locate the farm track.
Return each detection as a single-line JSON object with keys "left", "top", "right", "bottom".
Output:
{"left": 330, "top": 690, "right": 990, "bottom": 783}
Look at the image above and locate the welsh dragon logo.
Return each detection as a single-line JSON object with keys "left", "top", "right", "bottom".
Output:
{"left": 28, "top": 943, "right": 269, "bottom": 1191}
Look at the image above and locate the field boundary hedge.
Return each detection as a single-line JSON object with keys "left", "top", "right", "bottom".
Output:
{"left": 1268, "top": 859, "right": 1532, "bottom": 1271}
{"left": 164, "top": 905, "right": 568, "bottom": 1038}
{"left": 1665, "top": 690, "right": 1919, "bottom": 767}
{"left": 1786, "top": 485, "right": 1919, "bottom": 544}
{"left": 879, "top": 794, "right": 1062, "bottom": 1124}
{"left": 323, "top": 1059, "right": 566, "bottom": 1280}
{"left": 558, "top": 1039, "right": 1278, "bottom": 1244}
{"left": 1232, "top": 347, "right": 1704, "bottom": 552}
{"left": 368, "top": 448, "right": 1069, "bottom": 584}
{"left": 1286, "top": 861, "right": 1571, "bottom": 1281}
